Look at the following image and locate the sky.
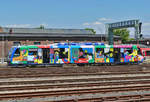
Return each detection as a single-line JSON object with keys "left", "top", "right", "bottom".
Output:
{"left": 0, "top": 0, "right": 150, "bottom": 37}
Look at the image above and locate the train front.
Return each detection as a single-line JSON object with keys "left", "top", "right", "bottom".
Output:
{"left": 7, "top": 47, "right": 17, "bottom": 65}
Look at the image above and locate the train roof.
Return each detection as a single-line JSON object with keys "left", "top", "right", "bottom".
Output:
{"left": 11, "top": 43, "right": 138, "bottom": 49}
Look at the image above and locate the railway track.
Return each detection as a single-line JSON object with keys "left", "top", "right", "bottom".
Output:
{"left": 1, "top": 89, "right": 150, "bottom": 102}
{"left": 1, "top": 85, "right": 150, "bottom": 98}
{"left": 0, "top": 71, "right": 150, "bottom": 102}
{"left": 0, "top": 64, "right": 149, "bottom": 76}
{"left": 0, "top": 64, "right": 149, "bottom": 102}
{"left": 0, "top": 71, "right": 150, "bottom": 78}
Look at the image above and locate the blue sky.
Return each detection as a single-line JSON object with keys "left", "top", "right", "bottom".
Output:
{"left": 0, "top": 0, "right": 150, "bottom": 35}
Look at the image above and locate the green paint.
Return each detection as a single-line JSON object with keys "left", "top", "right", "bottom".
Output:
{"left": 72, "top": 48, "right": 79, "bottom": 59}
{"left": 21, "top": 61, "right": 27, "bottom": 64}
{"left": 20, "top": 45, "right": 38, "bottom": 50}
{"left": 89, "top": 59, "right": 94, "bottom": 63}
{"left": 132, "top": 45, "right": 137, "bottom": 49}
{"left": 95, "top": 45, "right": 106, "bottom": 48}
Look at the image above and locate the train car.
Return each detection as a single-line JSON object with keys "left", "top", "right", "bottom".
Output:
{"left": 140, "top": 48, "right": 150, "bottom": 56}
{"left": 113, "top": 45, "right": 140, "bottom": 64}
{"left": 95, "top": 44, "right": 143, "bottom": 64}
{"left": 138, "top": 47, "right": 150, "bottom": 61}
{"left": 7, "top": 45, "right": 51, "bottom": 66}
{"left": 7, "top": 43, "right": 144, "bottom": 67}
{"left": 137, "top": 44, "right": 150, "bottom": 56}
{"left": 7, "top": 44, "right": 70, "bottom": 66}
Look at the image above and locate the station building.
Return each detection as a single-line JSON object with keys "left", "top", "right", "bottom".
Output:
{"left": 0, "top": 27, "right": 121, "bottom": 61}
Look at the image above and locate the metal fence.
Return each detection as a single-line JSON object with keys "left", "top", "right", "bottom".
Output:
{"left": 0, "top": 58, "right": 7, "bottom": 63}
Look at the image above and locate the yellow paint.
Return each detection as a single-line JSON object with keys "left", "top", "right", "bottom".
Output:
{"left": 58, "top": 60, "right": 60, "bottom": 63}
{"left": 132, "top": 57, "right": 134, "bottom": 62}
{"left": 13, "top": 56, "right": 22, "bottom": 61}
{"left": 34, "top": 59, "right": 38, "bottom": 63}
{"left": 95, "top": 58, "right": 104, "bottom": 63}
{"left": 121, "top": 58, "right": 124, "bottom": 62}
{"left": 38, "top": 59, "right": 43, "bottom": 64}
{"left": 63, "top": 52, "right": 66, "bottom": 55}
{"left": 13, "top": 52, "right": 23, "bottom": 61}
{"left": 106, "top": 58, "right": 110, "bottom": 63}
{"left": 129, "top": 58, "right": 132, "bottom": 62}
{"left": 68, "top": 49, "right": 70, "bottom": 62}
{"left": 110, "top": 53, "right": 113, "bottom": 57}
{"left": 110, "top": 48, "right": 113, "bottom": 52}
{"left": 85, "top": 50, "right": 87, "bottom": 53}
{"left": 50, "top": 59, "right": 54, "bottom": 63}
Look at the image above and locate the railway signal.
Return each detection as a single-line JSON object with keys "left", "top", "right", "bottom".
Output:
{"left": 106, "top": 20, "right": 142, "bottom": 45}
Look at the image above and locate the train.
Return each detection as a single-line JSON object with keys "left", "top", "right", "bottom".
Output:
{"left": 7, "top": 43, "right": 144, "bottom": 67}
{"left": 138, "top": 47, "right": 150, "bottom": 57}
{"left": 138, "top": 46, "right": 150, "bottom": 61}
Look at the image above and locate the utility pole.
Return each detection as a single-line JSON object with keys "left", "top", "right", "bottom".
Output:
{"left": 1, "top": 34, "right": 4, "bottom": 64}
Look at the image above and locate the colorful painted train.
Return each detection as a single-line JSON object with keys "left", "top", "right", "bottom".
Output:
{"left": 138, "top": 46, "right": 150, "bottom": 61}
{"left": 7, "top": 43, "right": 144, "bottom": 67}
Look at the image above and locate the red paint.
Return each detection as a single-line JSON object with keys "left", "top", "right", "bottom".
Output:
{"left": 37, "top": 45, "right": 50, "bottom": 48}
{"left": 75, "top": 58, "right": 88, "bottom": 63}
{"left": 139, "top": 48, "right": 150, "bottom": 56}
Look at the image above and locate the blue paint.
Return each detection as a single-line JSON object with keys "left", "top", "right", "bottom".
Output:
{"left": 110, "top": 58, "right": 114, "bottom": 63}
{"left": 10, "top": 47, "right": 18, "bottom": 62}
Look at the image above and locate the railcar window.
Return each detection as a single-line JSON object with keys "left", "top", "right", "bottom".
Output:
{"left": 96, "top": 48, "right": 104, "bottom": 58}
{"left": 28, "top": 51, "right": 37, "bottom": 55}
{"left": 72, "top": 48, "right": 79, "bottom": 59}
{"left": 59, "top": 48, "right": 68, "bottom": 59}
{"left": 96, "top": 48, "right": 104, "bottom": 52}
{"left": 28, "top": 49, "right": 38, "bottom": 55}
{"left": 104, "top": 48, "right": 112, "bottom": 58}
{"left": 79, "top": 48, "right": 84, "bottom": 58}
{"left": 34, "top": 42, "right": 41, "bottom": 45}
{"left": 96, "top": 48, "right": 100, "bottom": 52}
{"left": 14, "top": 48, "right": 20, "bottom": 57}
{"left": 13, "top": 42, "right": 21, "bottom": 46}
{"left": 146, "top": 51, "right": 150, "bottom": 56}
{"left": 125, "top": 48, "right": 132, "bottom": 54}
{"left": 79, "top": 48, "right": 93, "bottom": 59}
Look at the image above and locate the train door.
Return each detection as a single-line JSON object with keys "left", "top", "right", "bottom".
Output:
{"left": 138, "top": 48, "right": 142, "bottom": 56}
{"left": 37, "top": 48, "right": 42, "bottom": 64}
{"left": 28, "top": 48, "right": 38, "bottom": 64}
{"left": 71, "top": 48, "right": 79, "bottom": 63}
{"left": 114, "top": 48, "right": 120, "bottom": 63}
{"left": 42, "top": 48, "right": 50, "bottom": 63}
{"left": 11, "top": 48, "right": 22, "bottom": 64}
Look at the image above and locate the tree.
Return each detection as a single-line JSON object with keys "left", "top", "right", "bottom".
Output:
{"left": 113, "top": 28, "right": 130, "bottom": 43}
{"left": 85, "top": 28, "right": 96, "bottom": 34}
{"left": 36, "top": 25, "right": 45, "bottom": 29}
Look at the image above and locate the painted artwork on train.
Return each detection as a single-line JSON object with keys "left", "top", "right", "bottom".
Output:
{"left": 12, "top": 48, "right": 22, "bottom": 64}
{"left": 95, "top": 47, "right": 114, "bottom": 63}
{"left": 20, "top": 49, "right": 28, "bottom": 64}
{"left": 50, "top": 48, "right": 70, "bottom": 64}
{"left": 27, "top": 48, "right": 38, "bottom": 64}
{"left": 8, "top": 43, "right": 144, "bottom": 66}
{"left": 71, "top": 47, "right": 94, "bottom": 63}
{"left": 120, "top": 48, "right": 138, "bottom": 62}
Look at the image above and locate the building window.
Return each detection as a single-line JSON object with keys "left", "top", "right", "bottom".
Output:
{"left": 54, "top": 42, "right": 59, "bottom": 43}
{"left": 34, "top": 42, "right": 41, "bottom": 45}
{"left": 13, "top": 42, "right": 21, "bottom": 46}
